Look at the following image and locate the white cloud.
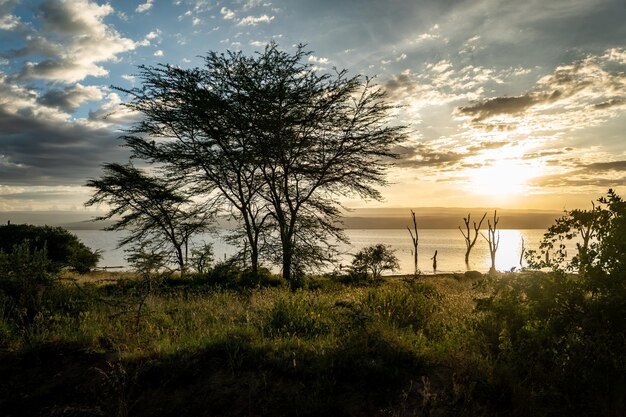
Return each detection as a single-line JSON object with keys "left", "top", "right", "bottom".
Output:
{"left": 220, "top": 7, "right": 235, "bottom": 20}
{"left": 237, "top": 14, "right": 274, "bottom": 26}
{"left": 396, "top": 53, "right": 407, "bottom": 61}
{"left": 192, "top": 17, "right": 202, "bottom": 26}
{"left": 136, "top": 0, "right": 154, "bottom": 13}
{"left": 9, "top": 0, "right": 136, "bottom": 83}
{"left": 308, "top": 55, "right": 329, "bottom": 65}
{"left": 154, "top": 50, "right": 164, "bottom": 56}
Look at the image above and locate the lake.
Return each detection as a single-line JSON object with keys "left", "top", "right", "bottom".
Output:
{"left": 73, "top": 228, "right": 559, "bottom": 274}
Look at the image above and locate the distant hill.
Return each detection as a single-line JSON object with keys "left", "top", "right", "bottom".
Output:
{"left": 0, "top": 207, "right": 564, "bottom": 231}
{"left": 341, "top": 207, "right": 563, "bottom": 229}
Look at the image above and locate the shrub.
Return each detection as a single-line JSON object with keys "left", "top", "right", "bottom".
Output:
{"left": 0, "top": 224, "right": 100, "bottom": 273}
{"left": 477, "top": 190, "right": 626, "bottom": 415}
{"left": 350, "top": 244, "right": 399, "bottom": 280}
{"left": 0, "top": 242, "right": 55, "bottom": 323}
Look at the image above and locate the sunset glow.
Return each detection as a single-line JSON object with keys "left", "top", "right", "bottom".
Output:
{"left": 0, "top": 0, "right": 625, "bottom": 213}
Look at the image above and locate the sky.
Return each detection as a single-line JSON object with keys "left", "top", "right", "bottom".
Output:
{"left": 0, "top": 0, "right": 625, "bottom": 214}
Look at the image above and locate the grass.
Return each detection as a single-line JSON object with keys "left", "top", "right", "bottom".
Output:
{"left": 1, "top": 270, "right": 621, "bottom": 416}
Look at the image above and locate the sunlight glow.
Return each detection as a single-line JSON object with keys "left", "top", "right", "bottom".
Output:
{"left": 469, "top": 159, "right": 542, "bottom": 196}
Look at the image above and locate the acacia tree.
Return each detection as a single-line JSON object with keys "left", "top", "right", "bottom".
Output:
{"left": 247, "top": 46, "right": 406, "bottom": 282}
{"left": 459, "top": 212, "right": 486, "bottom": 267}
{"left": 86, "top": 163, "right": 211, "bottom": 274}
{"left": 116, "top": 43, "right": 406, "bottom": 283}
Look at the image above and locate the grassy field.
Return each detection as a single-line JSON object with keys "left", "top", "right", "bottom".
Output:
{"left": 1, "top": 270, "right": 623, "bottom": 417}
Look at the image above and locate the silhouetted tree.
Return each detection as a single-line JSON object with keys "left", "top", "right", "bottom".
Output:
{"left": 459, "top": 212, "right": 486, "bottom": 267}
{"left": 351, "top": 244, "right": 399, "bottom": 280}
{"left": 0, "top": 224, "right": 100, "bottom": 273}
{"left": 481, "top": 210, "right": 500, "bottom": 274}
{"left": 116, "top": 43, "right": 406, "bottom": 284}
{"left": 407, "top": 210, "right": 419, "bottom": 275}
{"left": 527, "top": 201, "right": 609, "bottom": 273}
{"left": 86, "top": 163, "right": 211, "bottom": 274}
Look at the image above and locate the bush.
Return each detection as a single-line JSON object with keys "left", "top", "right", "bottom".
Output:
{"left": 0, "top": 242, "right": 56, "bottom": 323}
{"left": 477, "top": 190, "right": 626, "bottom": 415}
{"left": 350, "top": 244, "right": 399, "bottom": 280}
{"left": 0, "top": 224, "right": 100, "bottom": 273}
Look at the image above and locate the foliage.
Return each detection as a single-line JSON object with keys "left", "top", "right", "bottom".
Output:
{"left": 478, "top": 190, "right": 626, "bottom": 415}
{"left": 351, "top": 244, "right": 400, "bottom": 280}
{"left": 86, "top": 163, "right": 211, "bottom": 274}
{"left": 0, "top": 223, "right": 100, "bottom": 273}
{"left": 189, "top": 242, "right": 214, "bottom": 274}
{"left": 0, "top": 242, "right": 55, "bottom": 323}
{"left": 115, "top": 43, "right": 406, "bottom": 284}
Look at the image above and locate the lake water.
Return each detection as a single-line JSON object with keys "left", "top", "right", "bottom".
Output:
{"left": 73, "top": 228, "right": 558, "bottom": 274}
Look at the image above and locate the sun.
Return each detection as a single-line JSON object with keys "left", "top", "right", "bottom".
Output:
{"left": 468, "top": 159, "right": 541, "bottom": 197}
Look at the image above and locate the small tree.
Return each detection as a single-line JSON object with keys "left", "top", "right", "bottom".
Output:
{"left": 86, "top": 163, "right": 212, "bottom": 275}
{"left": 0, "top": 224, "right": 100, "bottom": 273}
{"left": 190, "top": 242, "right": 214, "bottom": 274}
{"left": 407, "top": 210, "right": 419, "bottom": 275}
{"left": 351, "top": 244, "right": 400, "bottom": 280}
{"left": 527, "top": 203, "right": 606, "bottom": 273}
{"left": 459, "top": 212, "right": 486, "bottom": 267}
{"left": 481, "top": 210, "right": 500, "bottom": 274}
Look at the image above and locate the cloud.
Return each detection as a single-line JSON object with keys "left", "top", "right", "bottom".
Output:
{"left": 455, "top": 48, "right": 626, "bottom": 131}
{"left": 154, "top": 50, "right": 164, "bottom": 57}
{"left": 136, "top": 0, "right": 154, "bottom": 13}
{"left": 308, "top": 55, "right": 329, "bottom": 65}
{"left": 220, "top": 7, "right": 235, "bottom": 20}
{"left": 37, "top": 83, "right": 103, "bottom": 112}
{"left": 6, "top": 0, "right": 136, "bottom": 83}
{"left": 237, "top": 14, "right": 274, "bottom": 26}
{"left": 583, "top": 161, "right": 626, "bottom": 172}
{"left": 0, "top": 75, "right": 127, "bottom": 186}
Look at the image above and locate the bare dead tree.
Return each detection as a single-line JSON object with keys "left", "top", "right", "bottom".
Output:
{"left": 481, "top": 210, "right": 500, "bottom": 274}
{"left": 459, "top": 212, "right": 487, "bottom": 267}
{"left": 519, "top": 236, "right": 525, "bottom": 269}
{"left": 407, "top": 209, "right": 419, "bottom": 275}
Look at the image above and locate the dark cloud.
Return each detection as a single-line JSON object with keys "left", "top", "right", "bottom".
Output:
{"left": 394, "top": 144, "right": 466, "bottom": 168}
{"left": 37, "top": 84, "right": 102, "bottom": 112}
{"left": 593, "top": 98, "right": 625, "bottom": 109}
{"left": 0, "top": 106, "right": 127, "bottom": 186}
{"left": 532, "top": 174, "right": 626, "bottom": 189}
{"left": 522, "top": 148, "right": 572, "bottom": 160}
{"left": 467, "top": 140, "right": 509, "bottom": 152}
{"left": 583, "top": 160, "right": 626, "bottom": 172}
{"left": 457, "top": 94, "right": 536, "bottom": 121}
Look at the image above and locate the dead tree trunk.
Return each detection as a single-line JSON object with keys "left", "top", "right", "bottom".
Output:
{"left": 407, "top": 210, "right": 419, "bottom": 275}
{"left": 481, "top": 210, "right": 500, "bottom": 275}
{"left": 459, "top": 212, "right": 487, "bottom": 268}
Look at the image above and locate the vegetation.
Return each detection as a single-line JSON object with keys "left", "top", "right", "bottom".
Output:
{"left": 0, "top": 224, "right": 100, "bottom": 273}
{"left": 1, "top": 187, "right": 625, "bottom": 416}
{"left": 86, "top": 163, "right": 211, "bottom": 274}
{"left": 106, "top": 43, "right": 406, "bottom": 285}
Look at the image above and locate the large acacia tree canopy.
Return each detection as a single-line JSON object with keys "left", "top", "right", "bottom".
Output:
{"left": 114, "top": 43, "right": 407, "bottom": 280}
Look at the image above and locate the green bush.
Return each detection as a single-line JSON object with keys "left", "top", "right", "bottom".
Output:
{"left": 0, "top": 242, "right": 56, "bottom": 323}
{"left": 477, "top": 190, "right": 626, "bottom": 415}
{"left": 0, "top": 224, "right": 100, "bottom": 273}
